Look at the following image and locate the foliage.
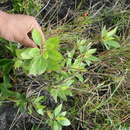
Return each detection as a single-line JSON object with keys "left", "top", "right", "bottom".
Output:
{"left": 14, "top": 30, "right": 63, "bottom": 75}
{"left": 0, "top": 48, "right": 27, "bottom": 111}
{"left": 28, "top": 96, "right": 46, "bottom": 115}
{"left": 50, "top": 80, "right": 73, "bottom": 102}
{"left": 11, "top": 0, "right": 42, "bottom": 15}
{"left": 76, "top": 40, "right": 99, "bottom": 66}
{"left": 32, "top": 29, "right": 43, "bottom": 46}
{"left": 101, "top": 26, "right": 120, "bottom": 49}
{"left": 0, "top": 1, "right": 130, "bottom": 130}
{"left": 47, "top": 104, "right": 71, "bottom": 130}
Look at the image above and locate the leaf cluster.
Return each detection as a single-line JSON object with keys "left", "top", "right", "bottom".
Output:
{"left": 47, "top": 104, "right": 71, "bottom": 130}
{"left": 14, "top": 29, "right": 63, "bottom": 75}
{"left": 50, "top": 80, "right": 73, "bottom": 102}
{"left": 11, "top": 0, "right": 42, "bottom": 15}
{"left": 101, "top": 26, "right": 120, "bottom": 49}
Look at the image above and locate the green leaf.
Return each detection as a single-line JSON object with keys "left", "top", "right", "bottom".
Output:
{"left": 58, "top": 91, "right": 67, "bottom": 101}
{"left": 75, "top": 73, "right": 84, "bottom": 82}
{"left": 85, "top": 60, "right": 91, "bottom": 66}
{"left": 54, "top": 104, "right": 62, "bottom": 117}
{"left": 43, "top": 51, "right": 49, "bottom": 59}
{"left": 29, "top": 55, "right": 47, "bottom": 75}
{"left": 16, "top": 49, "right": 24, "bottom": 58}
{"left": 66, "top": 50, "right": 75, "bottom": 67}
{"left": 0, "top": 59, "right": 13, "bottom": 66}
{"left": 46, "top": 58, "right": 62, "bottom": 71}
{"left": 66, "top": 58, "right": 72, "bottom": 67}
{"left": 64, "top": 80, "right": 74, "bottom": 86}
{"left": 72, "top": 59, "right": 85, "bottom": 70}
{"left": 60, "top": 111, "right": 67, "bottom": 116}
{"left": 21, "top": 48, "right": 40, "bottom": 59}
{"left": 57, "top": 117, "right": 71, "bottom": 126}
{"left": 50, "top": 85, "right": 72, "bottom": 102}
{"left": 34, "top": 96, "right": 45, "bottom": 103}
{"left": 101, "top": 26, "right": 108, "bottom": 38}
{"left": 37, "top": 108, "right": 44, "bottom": 115}
{"left": 47, "top": 111, "right": 53, "bottom": 119}
{"left": 16, "top": 48, "right": 40, "bottom": 60}
{"left": 22, "top": 59, "right": 32, "bottom": 73}
{"left": 46, "top": 50, "right": 63, "bottom": 71}
{"left": 53, "top": 121, "right": 62, "bottom": 130}
{"left": 104, "top": 43, "right": 110, "bottom": 50}
{"left": 107, "top": 27, "right": 117, "bottom": 37}
{"left": 50, "top": 89, "right": 58, "bottom": 102}
{"left": 46, "top": 37, "right": 60, "bottom": 50}
{"left": 32, "top": 29, "right": 43, "bottom": 46}
{"left": 47, "top": 50, "right": 63, "bottom": 62}
{"left": 14, "top": 59, "right": 23, "bottom": 68}
{"left": 86, "top": 56, "right": 99, "bottom": 62}
{"left": 34, "top": 96, "right": 45, "bottom": 115}
{"left": 87, "top": 49, "right": 97, "bottom": 55}
{"left": 104, "top": 40, "right": 120, "bottom": 48}
{"left": 67, "top": 49, "right": 75, "bottom": 58}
